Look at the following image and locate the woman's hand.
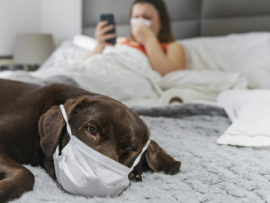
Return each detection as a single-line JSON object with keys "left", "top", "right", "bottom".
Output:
{"left": 85, "top": 21, "right": 116, "bottom": 60}
{"left": 131, "top": 23, "right": 156, "bottom": 45}
{"left": 95, "top": 21, "right": 116, "bottom": 48}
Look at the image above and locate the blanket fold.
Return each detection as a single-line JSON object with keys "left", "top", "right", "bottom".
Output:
{"left": 217, "top": 89, "right": 270, "bottom": 147}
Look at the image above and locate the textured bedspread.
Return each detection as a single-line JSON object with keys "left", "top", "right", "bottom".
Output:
{"left": 10, "top": 104, "right": 270, "bottom": 203}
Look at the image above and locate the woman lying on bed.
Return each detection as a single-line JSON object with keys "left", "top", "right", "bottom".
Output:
{"left": 85, "top": 0, "right": 186, "bottom": 76}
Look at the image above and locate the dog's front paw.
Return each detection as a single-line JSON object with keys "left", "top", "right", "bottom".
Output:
{"left": 128, "top": 172, "right": 142, "bottom": 182}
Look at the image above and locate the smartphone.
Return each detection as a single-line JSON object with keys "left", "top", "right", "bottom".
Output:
{"left": 100, "top": 14, "right": 116, "bottom": 45}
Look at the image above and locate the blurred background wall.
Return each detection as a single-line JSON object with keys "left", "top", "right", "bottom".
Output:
{"left": 0, "top": 0, "right": 82, "bottom": 57}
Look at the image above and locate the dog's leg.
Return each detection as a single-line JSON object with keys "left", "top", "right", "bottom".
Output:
{"left": 129, "top": 169, "right": 142, "bottom": 182}
{"left": 0, "top": 153, "right": 35, "bottom": 203}
{"left": 128, "top": 157, "right": 144, "bottom": 182}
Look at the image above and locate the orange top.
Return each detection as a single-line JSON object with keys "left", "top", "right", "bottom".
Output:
{"left": 119, "top": 38, "right": 167, "bottom": 55}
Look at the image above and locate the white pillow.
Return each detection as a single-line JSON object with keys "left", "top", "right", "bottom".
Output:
{"left": 179, "top": 32, "right": 270, "bottom": 89}
{"left": 72, "top": 35, "right": 97, "bottom": 51}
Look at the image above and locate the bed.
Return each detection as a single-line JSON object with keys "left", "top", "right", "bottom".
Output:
{"left": 6, "top": 0, "right": 270, "bottom": 202}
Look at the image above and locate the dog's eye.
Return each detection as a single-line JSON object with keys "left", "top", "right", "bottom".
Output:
{"left": 87, "top": 126, "right": 97, "bottom": 134}
{"left": 125, "top": 146, "right": 134, "bottom": 151}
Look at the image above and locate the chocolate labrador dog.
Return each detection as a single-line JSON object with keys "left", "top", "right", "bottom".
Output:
{"left": 0, "top": 78, "right": 180, "bottom": 202}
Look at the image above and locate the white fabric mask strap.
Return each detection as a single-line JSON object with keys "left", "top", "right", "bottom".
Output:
{"left": 131, "top": 139, "right": 151, "bottom": 169}
{"left": 59, "top": 105, "right": 72, "bottom": 137}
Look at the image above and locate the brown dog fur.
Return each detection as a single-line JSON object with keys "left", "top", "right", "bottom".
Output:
{"left": 0, "top": 78, "right": 180, "bottom": 202}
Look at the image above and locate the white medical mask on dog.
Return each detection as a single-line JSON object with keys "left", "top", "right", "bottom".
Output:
{"left": 130, "top": 18, "right": 151, "bottom": 27}
{"left": 53, "top": 105, "right": 150, "bottom": 198}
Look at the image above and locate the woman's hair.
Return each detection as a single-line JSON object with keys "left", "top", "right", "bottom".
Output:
{"left": 131, "top": 0, "right": 175, "bottom": 43}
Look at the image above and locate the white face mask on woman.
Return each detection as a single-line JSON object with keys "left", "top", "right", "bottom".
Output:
{"left": 53, "top": 105, "right": 150, "bottom": 198}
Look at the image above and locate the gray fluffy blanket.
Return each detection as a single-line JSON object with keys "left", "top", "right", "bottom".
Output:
{"left": 10, "top": 104, "right": 270, "bottom": 203}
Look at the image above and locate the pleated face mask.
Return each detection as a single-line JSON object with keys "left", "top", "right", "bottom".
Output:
{"left": 53, "top": 105, "right": 150, "bottom": 198}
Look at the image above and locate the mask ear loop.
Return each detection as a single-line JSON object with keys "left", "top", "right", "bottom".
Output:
{"left": 59, "top": 105, "right": 73, "bottom": 137}
{"left": 131, "top": 139, "right": 151, "bottom": 169}
{"left": 57, "top": 105, "right": 73, "bottom": 155}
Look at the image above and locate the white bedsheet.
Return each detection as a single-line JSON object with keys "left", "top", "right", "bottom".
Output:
{"left": 217, "top": 89, "right": 270, "bottom": 147}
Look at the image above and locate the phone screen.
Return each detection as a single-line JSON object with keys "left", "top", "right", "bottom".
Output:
{"left": 100, "top": 14, "right": 116, "bottom": 45}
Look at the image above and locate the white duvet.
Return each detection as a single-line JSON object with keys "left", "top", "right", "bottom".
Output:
{"left": 56, "top": 32, "right": 270, "bottom": 105}
{"left": 0, "top": 36, "right": 249, "bottom": 106}
{"left": 43, "top": 44, "right": 249, "bottom": 104}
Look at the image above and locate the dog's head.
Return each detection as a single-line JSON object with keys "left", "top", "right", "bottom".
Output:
{"left": 38, "top": 95, "right": 180, "bottom": 179}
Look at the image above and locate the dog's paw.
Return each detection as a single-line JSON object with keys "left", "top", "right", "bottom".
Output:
{"left": 128, "top": 173, "right": 142, "bottom": 182}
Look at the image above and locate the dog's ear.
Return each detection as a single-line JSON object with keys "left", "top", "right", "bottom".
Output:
{"left": 38, "top": 105, "right": 65, "bottom": 178}
{"left": 39, "top": 105, "right": 65, "bottom": 159}
{"left": 39, "top": 96, "right": 90, "bottom": 159}
{"left": 38, "top": 95, "right": 97, "bottom": 178}
{"left": 145, "top": 140, "right": 181, "bottom": 175}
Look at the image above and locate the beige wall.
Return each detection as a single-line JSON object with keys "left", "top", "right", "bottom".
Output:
{"left": 40, "top": 0, "right": 82, "bottom": 47}
{"left": 0, "top": 0, "right": 82, "bottom": 56}
{"left": 0, "top": 0, "right": 41, "bottom": 56}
